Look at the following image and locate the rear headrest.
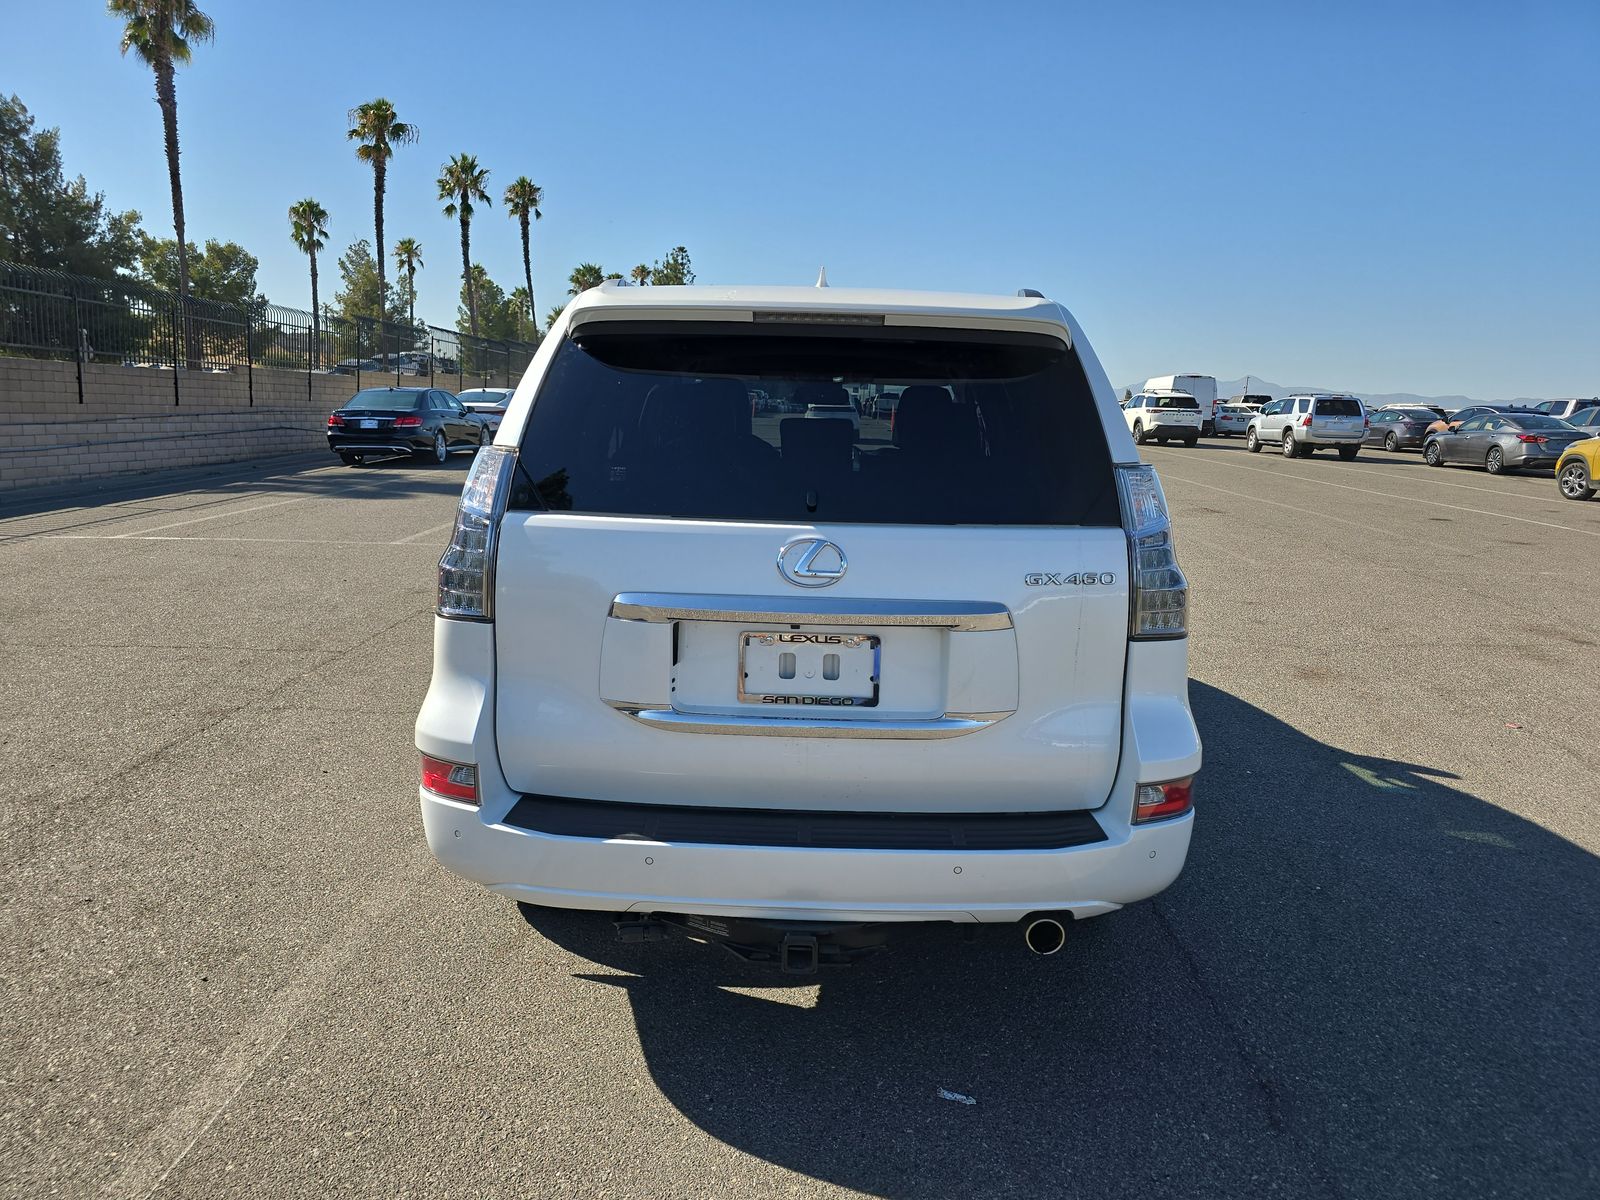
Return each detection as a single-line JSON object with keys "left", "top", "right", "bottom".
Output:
{"left": 892, "top": 385, "right": 981, "bottom": 457}
{"left": 638, "top": 378, "right": 752, "bottom": 447}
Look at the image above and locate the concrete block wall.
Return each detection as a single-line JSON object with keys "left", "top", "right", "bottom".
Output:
{"left": 0, "top": 356, "right": 363, "bottom": 493}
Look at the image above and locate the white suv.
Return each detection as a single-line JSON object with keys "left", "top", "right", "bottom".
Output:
{"left": 415, "top": 283, "right": 1200, "bottom": 970}
{"left": 1122, "top": 390, "right": 1203, "bottom": 446}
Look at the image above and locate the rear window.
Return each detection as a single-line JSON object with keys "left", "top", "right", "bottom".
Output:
{"left": 1513, "top": 414, "right": 1576, "bottom": 430}
{"left": 1314, "top": 397, "right": 1362, "bottom": 417}
{"left": 344, "top": 389, "right": 423, "bottom": 411}
{"left": 513, "top": 324, "right": 1120, "bottom": 526}
{"left": 1152, "top": 395, "right": 1200, "bottom": 410}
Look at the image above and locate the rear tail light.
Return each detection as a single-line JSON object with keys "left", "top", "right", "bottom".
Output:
{"left": 1135, "top": 776, "right": 1193, "bottom": 823}
{"left": 1115, "top": 465, "right": 1188, "bottom": 639}
{"left": 327, "top": 413, "right": 344, "bottom": 428}
{"left": 1516, "top": 434, "right": 1547, "bottom": 444}
{"left": 394, "top": 414, "right": 423, "bottom": 428}
{"left": 1301, "top": 415, "right": 1313, "bottom": 427}
{"left": 1363, "top": 416, "right": 1370, "bottom": 428}
{"left": 421, "top": 754, "right": 479, "bottom": 805}
{"left": 438, "top": 446, "right": 516, "bottom": 620}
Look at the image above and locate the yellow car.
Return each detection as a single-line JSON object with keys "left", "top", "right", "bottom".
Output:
{"left": 1555, "top": 437, "right": 1600, "bottom": 501}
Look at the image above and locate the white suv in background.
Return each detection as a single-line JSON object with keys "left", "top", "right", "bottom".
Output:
{"left": 415, "top": 283, "right": 1200, "bottom": 971}
{"left": 1122, "top": 390, "right": 1204, "bottom": 446}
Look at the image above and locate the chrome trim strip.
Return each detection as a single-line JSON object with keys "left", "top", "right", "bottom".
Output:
{"left": 606, "top": 703, "right": 1010, "bottom": 740}
{"left": 609, "top": 593, "right": 1012, "bottom": 632}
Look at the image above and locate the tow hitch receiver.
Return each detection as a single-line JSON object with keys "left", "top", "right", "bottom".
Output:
{"left": 616, "top": 913, "right": 896, "bottom": 973}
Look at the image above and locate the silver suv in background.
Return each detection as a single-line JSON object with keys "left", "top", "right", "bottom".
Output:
{"left": 1247, "top": 393, "right": 1367, "bottom": 459}
{"left": 415, "top": 283, "right": 1201, "bottom": 971}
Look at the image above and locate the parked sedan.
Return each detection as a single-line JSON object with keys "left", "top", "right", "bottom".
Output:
{"left": 457, "top": 387, "right": 514, "bottom": 433}
{"left": 326, "top": 387, "right": 488, "bottom": 466}
{"left": 1422, "top": 412, "right": 1589, "bottom": 476}
{"left": 1365, "top": 407, "right": 1439, "bottom": 451}
{"left": 1213, "top": 404, "right": 1253, "bottom": 436}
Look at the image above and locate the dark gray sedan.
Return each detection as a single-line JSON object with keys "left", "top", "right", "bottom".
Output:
{"left": 1422, "top": 412, "right": 1589, "bottom": 475}
{"left": 1365, "top": 407, "right": 1439, "bottom": 451}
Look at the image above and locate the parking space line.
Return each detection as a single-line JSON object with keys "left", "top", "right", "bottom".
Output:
{"left": 40, "top": 533, "right": 425, "bottom": 547}
{"left": 392, "top": 520, "right": 457, "bottom": 544}
{"left": 108, "top": 495, "right": 305, "bottom": 536}
{"left": 1174, "top": 459, "right": 1599, "bottom": 537}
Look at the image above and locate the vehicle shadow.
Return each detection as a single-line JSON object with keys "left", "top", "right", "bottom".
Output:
{"left": 517, "top": 681, "right": 1600, "bottom": 1199}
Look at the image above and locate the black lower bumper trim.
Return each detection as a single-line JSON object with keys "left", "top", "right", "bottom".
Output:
{"left": 503, "top": 793, "right": 1107, "bottom": 851}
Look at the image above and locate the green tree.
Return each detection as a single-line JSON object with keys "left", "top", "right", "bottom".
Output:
{"left": 137, "top": 235, "right": 264, "bottom": 308}
{"left": 393, "top": 236, "right": 422, "bottom": 327}
{"left": 650, "top": 245, "right": 694, "bottom": 286}
{"left": 0, "top": 94, "right": 143, "bottom": 276}
{"left": 288, "top": 199, "right": 329, "bottom": 368}
{"left": 458, "top": 264, "right": 520, "bottom": 341}
{"left": 567, "top": 262, "right": 604, "bottom": 295}
{"left": 331, "top": 238, "right": 396, "bottom": 327}
{"left": 629, "top": 263, "right": 651, "bottom": 287}
{"left": 502, "top": 176, "right": 542, "bottom": 321}
{"left": 347, "top": 98, "right": 416, "bottom": 311}
{"left": 508, "top": 287, "right": 539, "bottom": 342}
{"left": 108, "top": 0, "right": 213, "bottom": 302}
{"left": 437, "top": 153, "right": 490, "bottom": 338}
{"left": 604, "top": 271, "right": 623, "bottom": 282}
{"left": 545, "top": 303, "right": 565, "bottom": 332}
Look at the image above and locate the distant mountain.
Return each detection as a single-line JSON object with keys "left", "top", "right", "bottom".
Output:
{"left": 1116, "top": 375, "right": 1576, "bottom": 411}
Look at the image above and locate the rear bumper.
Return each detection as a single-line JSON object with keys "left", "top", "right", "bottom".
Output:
{"left": 327, "top": 433, "right": 428, "bottom": 455}
{"left": 1301, "top": 431, "right": 1364, "bottom": 446}
{"left": 415, "top": 618, "right": 1201, "bottom": 924}
{"left": 1148, "top": 422, "right": 1201, "bottom": 436}
{"left": 420, "top": 790, "right": 1192, "bottom": 923}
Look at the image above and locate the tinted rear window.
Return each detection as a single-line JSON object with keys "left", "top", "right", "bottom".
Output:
{"left": 1314, "top": 397, "right": 1362, "bottom": 417}
{"left": 1152, "top": 395, "right": 1200, "bottom": 410}
{"left": 513, "top": 324, "right": 1120, "bottom": 526}
{"left": 1512, "top": 414, "right": 1576, "bottom": 430}
{"left": 344, "top": 389, "right": 423, "bottom": 411}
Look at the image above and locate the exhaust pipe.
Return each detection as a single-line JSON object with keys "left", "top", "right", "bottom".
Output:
{"left": 1022, "top": 914, "right": 1069, "bottom": 956}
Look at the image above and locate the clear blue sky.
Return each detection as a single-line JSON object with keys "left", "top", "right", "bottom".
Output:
{"left": 10, "top": 0, "right": 1598, "bottom": 397}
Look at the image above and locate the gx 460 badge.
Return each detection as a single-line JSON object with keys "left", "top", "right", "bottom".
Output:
{"left": 1024, "top": 572, "right": 1117, "bottom": 586}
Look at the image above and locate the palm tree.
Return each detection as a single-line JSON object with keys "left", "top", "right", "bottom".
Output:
{"left": 108, "top": 0, "right": 214, "bottom": 304}
{"left": 502, "top": 177, "right": 542, "bottom": 320}
{"left": 509, "top": 287, "right": 535, "bottom": 341}
{"left": 545, "top": 304, "right": 566, "bottom": 332}
{"left": 393, "top": 237, "right": 423, "bottom": 327}
{"left": 437, "top": 154, "right": 491, "bottom": 338}
{"left": 567, "top": 263, "right": 604, "bottom": 295}
{"left": 630, "top": 264, "right": 651, "bottom": 287}
{"left": 347, "top": 99, "right": 417, "bottom": 314}
{"left": 288, "top": 199, "right": 329, "bottom": 369}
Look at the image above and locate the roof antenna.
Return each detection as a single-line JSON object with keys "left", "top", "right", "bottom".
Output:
{"left": 815, "top": 266, "right": 829, "bottom": 288}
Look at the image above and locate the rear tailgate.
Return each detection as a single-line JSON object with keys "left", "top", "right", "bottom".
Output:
{"left": 494, "top": 518, "right": 1128, "bottom": 812}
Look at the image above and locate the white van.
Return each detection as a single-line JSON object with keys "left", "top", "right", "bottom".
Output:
{"left": 415, "top": 283, "right": 1200, "bottom": 970}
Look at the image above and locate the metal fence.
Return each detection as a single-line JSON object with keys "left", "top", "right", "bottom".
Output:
{"left": 0, "top": 260, "right": 540, "bottom": 400}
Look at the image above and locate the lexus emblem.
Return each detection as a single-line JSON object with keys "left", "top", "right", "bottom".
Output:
{"left": 777, "top": 537, "right": 847, "bottom": 588}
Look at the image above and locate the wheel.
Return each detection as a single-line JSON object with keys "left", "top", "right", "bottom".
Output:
{"left": 1246, "top": 428, "right": 1261, "bottom": 454}
{"left": 431, "top": 432, "right": 448, "bottom": 464}
{"left": 1485, "top": 445, "right": 1505, "bottom": 475}
{"left": 1184, "top": 434, "right": 1198, "bottom": 447}
{"left": 1132, "top": 421, "right": 1147, "bottom": 445}
{"left": 1201, "top": 421, "right": 1215, "bottom": 437}
{"left": 1424, "top": 441, "right": 1444, "bottom": 467}
{"left": 478, "top": 427, "right": 490, "bottom": 449}
{"left": 1557, "top": 460, "right": 1593, "bottom": 500}
{"left": 1338, "top": 446, "right": 1359, "bottom": 461}
{"left": 1282, "top": 429, "right": 1299, "bottom": 458}
{"left": 1384, "top": 432, "right": 1400, "bottom": 452}
{"left": 339, "top": 452, "right": 363, "bottom": 467}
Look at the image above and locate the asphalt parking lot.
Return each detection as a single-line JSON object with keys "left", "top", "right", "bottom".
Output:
{"left": 3, "top": 442, "right": 1598, "bottom": 1199}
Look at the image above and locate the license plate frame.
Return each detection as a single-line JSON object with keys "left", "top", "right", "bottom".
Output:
{"left": 738, "top": 631, "right": 880, "bottom": 709}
